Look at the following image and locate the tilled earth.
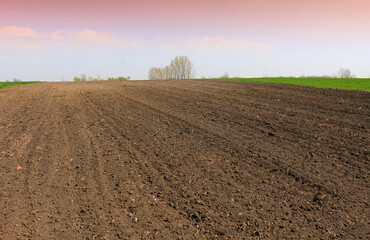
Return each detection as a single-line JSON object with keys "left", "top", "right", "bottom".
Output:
{"left": 0, "top": 80, "right": 369, "bottom": 239}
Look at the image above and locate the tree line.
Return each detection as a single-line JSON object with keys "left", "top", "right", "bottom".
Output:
{"left": 148, "top": 56, "right": 195, "bottom": 80}
{"left": 73, "top": 74, "right": 130, "bottom": 81}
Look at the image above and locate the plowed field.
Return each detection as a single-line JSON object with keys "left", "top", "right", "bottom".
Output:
{"left": 0, "top": 80, "right": 369, "bottom": 239}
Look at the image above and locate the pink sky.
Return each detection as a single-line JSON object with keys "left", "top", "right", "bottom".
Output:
{"left": 1, "top": 0, "right": 369, "bottom": 80}
{"left": 2, "top": 0, "right": 370, "bottom": 38}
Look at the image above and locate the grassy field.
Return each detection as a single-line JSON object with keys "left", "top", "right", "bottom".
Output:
{"left": 205, "top": 78, "right": 370, "bottom": 91}
{"left": 0, "top": 81, "right": 41, "bottom": 90}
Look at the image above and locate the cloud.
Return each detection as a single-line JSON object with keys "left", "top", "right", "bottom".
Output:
{"left": 0, "top": 25, "right": 41, "bottom": 38}
{"left": 186, "top": 36, "right": 271, "bottom": 52}
{"left": 0, "top": 26, "right": 269, "bottom": 54}
{"left": 0, "top": 26, "right": 141, "bottom": 49}
{"left": 50, "top": 29, "right": 113, "bottom": 42}
{"left": 53, "top": 29, "right": 139, "bottom": 47}
{"left": 70, "top": 30, "right": 112, "bottom": 42}
{"left": 50, "top": 30, "right": 68, "bottom": 40}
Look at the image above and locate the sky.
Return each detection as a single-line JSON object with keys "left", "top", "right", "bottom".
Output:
{"left": 1, "top": 0, "right": 370, "bottom": 81}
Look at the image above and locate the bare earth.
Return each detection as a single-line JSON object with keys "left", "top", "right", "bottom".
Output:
{"left": 0, "top": 80, "right": 369, "bottom": 239}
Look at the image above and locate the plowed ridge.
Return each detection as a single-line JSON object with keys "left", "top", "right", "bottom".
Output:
{"left": 0, "top": 80, "right": 369, "bottom": 239}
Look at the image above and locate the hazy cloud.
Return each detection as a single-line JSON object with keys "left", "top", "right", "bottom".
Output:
{"left": 49, "top": 30, "right": 69, "bottom": 40}
{"left": 0, "top": 25, "right": 41, "bottom": 38}
{"left": 186, "top": 36, "right": 272, "bottom": 52}
{"left": 50, "top": 29, "right": 140, "bottom": 47}
{"left": 0, "top": 26, "right": 141, "bottom": 48}
{"left": 0, "top": 27, "right": 269, "bottom": 53}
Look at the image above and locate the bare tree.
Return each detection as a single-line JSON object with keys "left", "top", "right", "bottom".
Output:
{"left": 148, "top": 67, "right": 157, "bottom": 80}
{"left": 170, "top": 60, "right": 180, "bottom": 80}
{"left": 220, "top": 72, "right": 229, "bottom": 79}
{"left": 148, "top": 56, "right": 195, "bottom": 80}
{"left": 80, "top": 73, "right": 87, "bottom": 81}
{"left": 338, "top": 68, "right": 355, "bottom": 78}
{"left": 148, "top": 67, "right": 164, "bottom": 80}
{"left": 170, "top": 56, "right": 195, "bottom": 79}
{"left": 163, "top": 65, "right": 174, "bottom": 80}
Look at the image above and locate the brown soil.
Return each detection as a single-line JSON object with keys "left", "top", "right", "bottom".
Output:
{"left": 0, "top": 80, "right": 369, "bottom": 239}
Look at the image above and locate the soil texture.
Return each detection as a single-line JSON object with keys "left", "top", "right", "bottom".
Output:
{"left": 0, "top": 80, "right": 369, "bottom": 239}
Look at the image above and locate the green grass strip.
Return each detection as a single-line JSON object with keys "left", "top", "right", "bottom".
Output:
{"left": 202, "top": 78, "right": 370, "bottom": 91}
{"left": 0, "top": 81, "right": 41, "bottom": 90}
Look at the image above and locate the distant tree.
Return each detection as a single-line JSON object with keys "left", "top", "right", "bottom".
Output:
{"left": 148, "top": 67, "right": 164, "bottom": 80}
{"left": 107, "top": 76, "right": 130, "bottom": 81}
{"left": 148, "top": 56, "right": 195, "bottom": 80}
{"left": 73, "top": 74, "right": 87, "bottom": 81}
{"left": 116, "top": 76, "right": 130, "bottom": 80}
{"left": 220, "top": 72, "right": 229, "bottom": 79}
{"left": 80, "top": 73, "right": 87, "bottom": 81}
{"left": 305, "top": 75, "right": 331, "bottom": 78}
{"left": 13, "top": 78, "right": 21, "bottom": 82}
{"left": 170, "top": 56, "right": 195, "bottom": 79}
{"left": 163, "top": 65, "right": 174, "bottom": 80}
{"left": 338, "top": 68, "right": 355, "bottom": 78}
{"left": 74, "top": 74, "right": 129, "bottom": 81}
{"left": 148, "top": 67, "right": 156, "bottom": 80}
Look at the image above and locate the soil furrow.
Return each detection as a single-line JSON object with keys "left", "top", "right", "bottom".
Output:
{"left": 0, "top": 80, "right": 368, "bottom": 239}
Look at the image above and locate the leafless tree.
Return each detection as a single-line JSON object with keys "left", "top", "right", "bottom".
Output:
{"left": 80, "top": 73, "right": 87, "bottom": 81}
{"left": 148, "top": 56, "right": 195, "bottom": 80}
{"left": 220, "top": 72, "right": 229, "bottom": 79}
{"left": 148, "top": 67, "right": 164, "bottom": 80}
{"left": 170, "top": 56, "right": 195, "bottom": 79}
{"left": 338, "top": 68, "right": 355, "bottom": 78}
{"left": 148, "top": 67, "right": 157, "bottom": 80}
{"left": 163, "top": 65, "right": 174, "bottom": 80}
